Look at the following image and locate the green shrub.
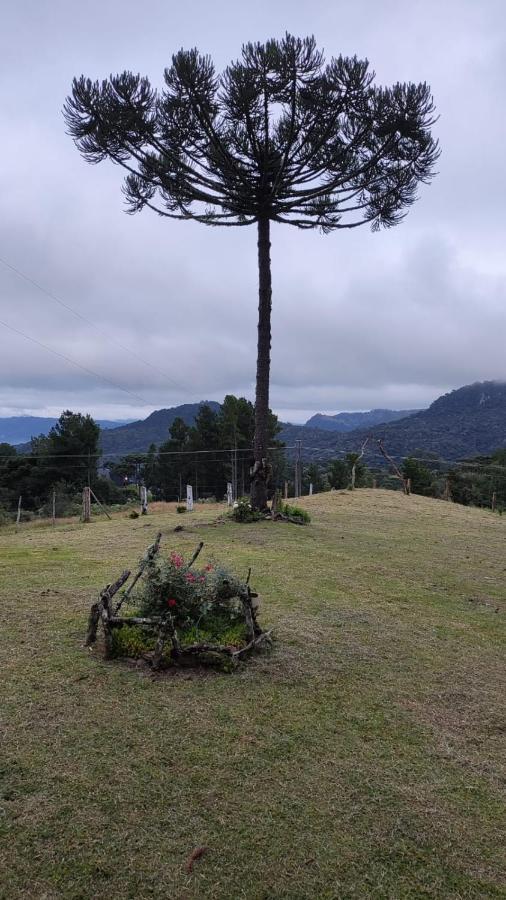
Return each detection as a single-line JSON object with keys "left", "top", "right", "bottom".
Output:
{"left": 111, "top": 624, "right": 155, "bottom": 658}
{"left": 232, "top": 497, "right": 261, "bottom": 523}
{"left": 0, "top": 506, "right": 12, "bottom": 526}
{"left": 176, "top": 505, "right": 186, "bottom": 514}
{"left": 282, "top": 503, "right": 311, "bottom": 524}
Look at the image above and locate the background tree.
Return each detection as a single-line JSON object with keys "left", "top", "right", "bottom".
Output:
{"left": 64, "top": 34, "right": 439, "bottom": 509}
{"left": 402, "top": 456, "right": 434, "bottom": 496}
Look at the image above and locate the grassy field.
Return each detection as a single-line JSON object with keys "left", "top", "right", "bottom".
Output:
{"left": 1, "top": 490, "right": 505, "bottom": 899}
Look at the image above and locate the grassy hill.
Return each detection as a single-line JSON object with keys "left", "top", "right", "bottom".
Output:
{"left": 1, "top": 492, "right": 505, "bottom": 898}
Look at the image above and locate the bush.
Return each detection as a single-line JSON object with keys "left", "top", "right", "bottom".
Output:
{"left": 232, "top": 497, "right": 261, "bottom": 523}
{"left": 281, "top": 503, "right": 311, "bottom": 524}
{"left": 137, "top": 551, "right": 247, "bottom": 640}
{"left": 128, "top": 510, "right": 139, "bottom": 519}
{"left": 176, "top": 505, "right": 186, "bottom": 514}
{"left": 0, "top": 506, "right": 12, "bottom": 526}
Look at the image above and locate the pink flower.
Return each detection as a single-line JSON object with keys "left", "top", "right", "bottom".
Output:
{"left": 199, "top": 576, "right": 205, "bottom": 583}
{"left": 185, "top": 572, "right": 196, "bottom": 582}
{"left": 167, "top": 598, "right": 177, "bottom": 608}
{"left": 170, "top": 551, "right": 184, "bottom": 568}
{"left": 204, "top": 564, "right": 214, "bottom": 572}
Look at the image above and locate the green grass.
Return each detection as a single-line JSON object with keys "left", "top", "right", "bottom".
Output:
{"left": 1, "top": 492, "right": 505, "bottom": 899}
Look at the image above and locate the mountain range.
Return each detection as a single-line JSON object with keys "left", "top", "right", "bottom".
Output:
{"left": 0, "top": 416, "right": 133, "bottom": 446}
{"left": 4, "top": 381, "right": 506, "bottom": 465}
{"left": 279, "top": 381, "right": 506, "bottom": 463}
{"left": 99, "top": 402, "right": 221, "bottom": 456}
{"left": 305, "top": 408, "right": 420, "bottom": 432}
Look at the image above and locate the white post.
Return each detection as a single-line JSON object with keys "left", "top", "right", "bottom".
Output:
{"left": 140, "top": 485, "right": 148, "bottom": 515}
{"left": 186, "top": 485, "right": 194, "bottom": 512}
{"left": 309, "top": 483, "right": 313, "bottom": 496}
{"left": 226, "top": 482, "right": 233, "bottom": 507}
{"left": 16, "top": 495, "right": 22, "bottom": 527}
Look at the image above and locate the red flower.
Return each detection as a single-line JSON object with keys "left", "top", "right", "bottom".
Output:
{"left": 204, "top": 564, "right": 214, "bottom": 572}
{"left": 185, "top": 572, "right": 196, "bottom": 582}
{"left": 167, "top": 598, "right": 177, "bottom": 608}
{"left": 170, "top": 551, "right": 184, "bottom": 568}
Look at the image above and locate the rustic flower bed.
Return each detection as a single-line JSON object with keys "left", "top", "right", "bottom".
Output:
{"left": 85, "top": 534, "right": 271, "bottom": 671}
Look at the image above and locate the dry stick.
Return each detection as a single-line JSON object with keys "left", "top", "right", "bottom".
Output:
{"left": 85, "top": 569, "right": 131, "bottom": 646}
{"left": 246, "top": 567, "right": 252, "bottom": 585}
{"left": 114, "top": 532, "right": 162, "bottom": 614}
{"left": 186, "top": 541, "right": 204, "bottom": 569}
{"left": 351, "top": 436, "right": 369, "bottom": 490}
{"left": 377, "top": 439, "right": 409, "bottom": 494}
{"left": 233, "top": 629, "right": 273, "bottom": 659}
{"left": 152, "top": 617, "right": 171, "bottom": 670}
{"left": 89, "top": 487, "right": 112, "bottom": 520}
{"left": 110, "top": 615, "right": 162, "bottom": 627}
{"left": 240, "top": 590, "right": 256, "bottom": 642}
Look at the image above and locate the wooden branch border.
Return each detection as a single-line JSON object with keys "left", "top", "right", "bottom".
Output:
{"left": 85, "top": 538, "right": 272, "bottom": 670}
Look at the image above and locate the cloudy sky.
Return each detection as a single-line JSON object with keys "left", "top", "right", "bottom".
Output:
{"left": 1, "top": 0, "right": 505, "bottom": 424}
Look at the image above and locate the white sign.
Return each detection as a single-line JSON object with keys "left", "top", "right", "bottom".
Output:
{"left": 186, "top": 485, "right": 194, "bottom": 511}
{"left": 226, "top": 482, "right": 233, "bottom": 506}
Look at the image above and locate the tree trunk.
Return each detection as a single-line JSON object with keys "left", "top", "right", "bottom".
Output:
{"left": 251, "top": 217, "right": 272, "bottom": 511}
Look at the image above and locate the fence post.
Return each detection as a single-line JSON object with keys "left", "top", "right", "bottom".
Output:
{"left": 16, "top": 495, "right": 22, "bottom": 527}
{"left": 82, "top": 486, "right": 91, "bottom": 523}
{"left": 140, "top": 485, "right": 148, "bottom": 515}
{"left": 284, "top": 480, "right": 288, "bottom": 500}
{"left": 492, "top": 491, "right": 497, "bottom": 512}
{"left": 52, "top": 489, "right": 56, "bottom": 526}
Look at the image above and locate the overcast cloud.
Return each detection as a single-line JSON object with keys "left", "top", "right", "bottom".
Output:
{"left": 1, "top": 0, "right": 505, "bottom": 423}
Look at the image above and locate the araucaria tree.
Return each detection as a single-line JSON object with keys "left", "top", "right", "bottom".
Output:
{"left": 64, "top": 34, "right": 439, "bottom": 510}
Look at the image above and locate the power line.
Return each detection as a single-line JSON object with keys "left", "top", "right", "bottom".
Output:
{"left": 0, "top": 317, "right": 153, "bottom": 405}
{"left": 0, "top": 444, "right": 294, "bottom": 461}
{"left": 0, "top": 255, "right": 196, "bottom": 399}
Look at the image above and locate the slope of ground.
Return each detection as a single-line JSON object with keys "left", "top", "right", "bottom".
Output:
{"left": 0, "top": 492, "right": 505, "bottom": 898}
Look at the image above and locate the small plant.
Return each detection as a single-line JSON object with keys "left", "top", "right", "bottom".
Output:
{"left": 281, "top": 503, "right": 311, "bottom": 524}
{"left": 128, "top": 510, "right": 139, "bottom": 519}
{"left": 111, "top": 623, "right": 155, "bottom": 658}
{"left": 232, "top": 497, "right": 262, "bottom": 523}
{"left": 176, "top": 505, "right": 186, "bottom": 514}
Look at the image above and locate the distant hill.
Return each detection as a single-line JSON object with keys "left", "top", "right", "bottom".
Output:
{"left": 0, "top": 416, "right": 133, "bottom": 446}
{"left": 305, "top": 408, "right": 420, "bottom": 432}
{"left": 99, "top": 402, "right": 221, "bottom": 456}
{"left": 279, "top": 382, "right": 506, "bottom": 463}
